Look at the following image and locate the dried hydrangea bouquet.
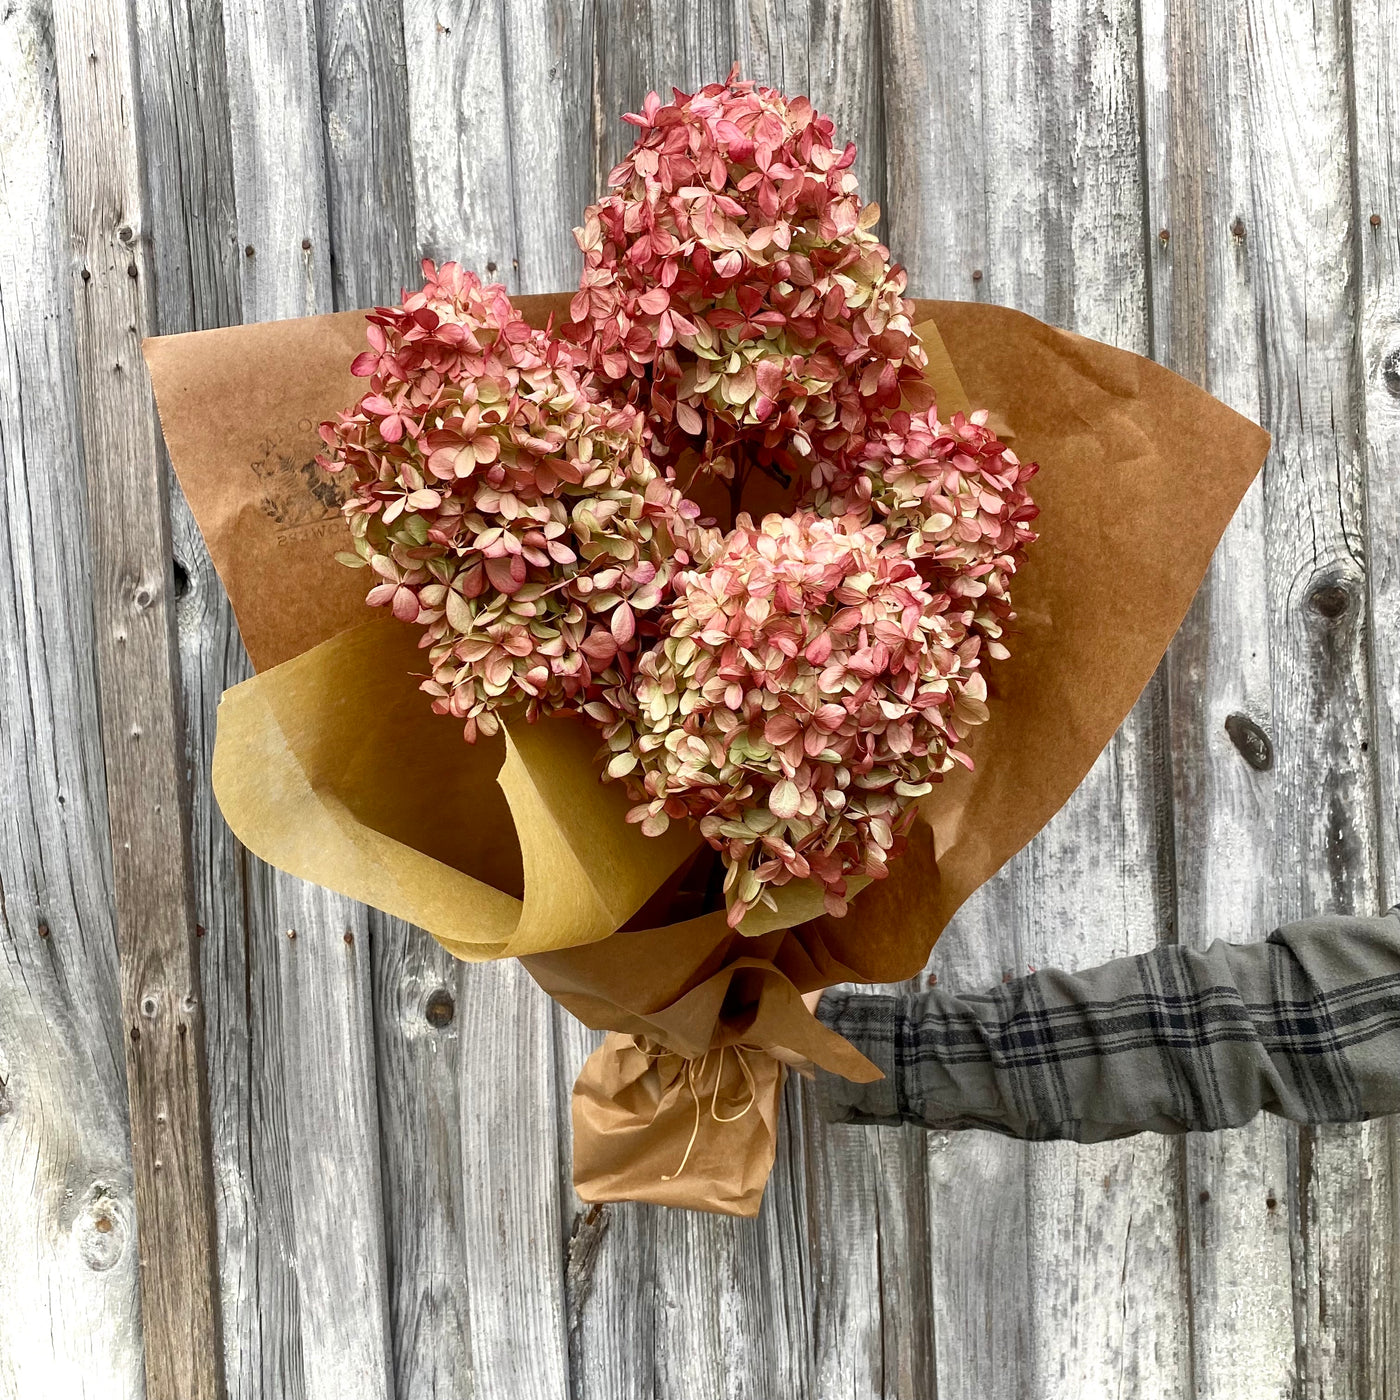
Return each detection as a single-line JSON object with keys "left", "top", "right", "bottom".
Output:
{"left": 318, "top": 72, "right": 1039, "bottom": 932}
{"left": 147, "top": 68, "right": 1267, "bottom": 1213}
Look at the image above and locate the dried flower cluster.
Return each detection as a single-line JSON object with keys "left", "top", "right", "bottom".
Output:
{"left": 600, "top": 512, "right": 996, "bottom": 923}
{"left": 829, "top": 407, "right": 1040, "bottom": 658}
{"left": 562, "top": 71, "right": 931, "bottom": 494}
{"left": 320, "top": 74, "right": 1039, "bottom": 927}
{"left": 319, "top": 260, "right": 694, "bottom": 741}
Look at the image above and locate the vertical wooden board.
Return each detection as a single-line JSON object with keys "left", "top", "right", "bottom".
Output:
{"left": 50, "top": 0, "right": 228, "bottom": 1393}
{"left": 883, "top": 0, "right": 1191, "bottom": 1395}
{"left": 223, "top": 0, "right": 333, "bottom": 316}
{"left": 219, "top": 3, "right": 395, "bottom": 1396}
{"left": 457, "top": 957, "right": 570, "bottom": 1400}
{"left": 126, "top": 2, "right": 267, "bottom": 1394}
{"left": 401, "top": 0, "right": 517, "bottom": 279}
{"left": 881, "top": 0, "right": 986, "bottom": 300}
{"left": 314, "top": 0, "right": 419, "bottom": 308}
{"left": 1352, "top": 0, "right": 1400, "bottom": 1376}
{"left": 400, "top": 8, "right": 573, "bottom": 1398}
{"left": 370, "top": 914, "right": 473, "bottom": 1398}
{"left": 921, "top": 904, "right": 1032, "bottom": 1400}
{"left": 1232, "top": 0, "right": 1391, "bottom": 1393}
{"left": 500, "top": 0, "right": 592, "bottom": 289}
{"left": 0, "top": 6, "right": 143, "bottom": 1395}
{"left": 267, "top": 890, "right": 393, "bottom": 1395}
{"left": 738, "top": 9, "right": 940, "bottom": 1396}
{"left": 1352, "top": 4, "right": 1400, "bottom": 912}
{"left": 1139, "top": 0, "right": 1297, "bottom": 1392}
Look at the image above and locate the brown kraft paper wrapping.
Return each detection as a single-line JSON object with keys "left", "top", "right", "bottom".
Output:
{"left": 144, "top": 294, "right": 1270, "bottom": 1216}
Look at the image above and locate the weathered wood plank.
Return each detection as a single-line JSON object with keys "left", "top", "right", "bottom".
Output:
{"left": 401, "top": 0, "right": 517, "bottom": 277}
{"left": 48, "top": 0, "right": 226, "bottom": 1394}
{"left": 314, "top": 0, "right": 419, "bottom": 308}
{"left": 1223, "top": 1, "right": 1392, "bottom": 1392}
{"left": 882, "top": 2, "right": 1191, "bottom": 1396}
{"left": 125, "top": 3, "right": 266, "bottom": 1395}
{"left": 400, "top": 7, "right": 575, "bottom": 1397}
{"left": 582, "top": 14, "right": 827, "bottom": 1398}
{"left": 302, "top": 3, "right": 479, "bottom": 1395}
{"left": 1351, "top": 0, "right": 1400, "bottom": 1381}
{"left": 0, "top": 7, "right": 143, "bottom": 1396}
{"left": 219, "top": 3, "right": 395, "bottom": 1395}
{"left": 740, "top": 8, "right": 941, "bottom": 1395}
{"left": 1139, "top": 0, "right": 1297, "bottom": 1392}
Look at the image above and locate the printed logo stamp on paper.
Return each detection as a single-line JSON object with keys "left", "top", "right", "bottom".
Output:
{"left": 250, "top": 420, "right": 352, "bottom": 541}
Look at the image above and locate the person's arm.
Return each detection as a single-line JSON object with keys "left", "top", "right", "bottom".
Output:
{"left": 813, "top": 907, "right": 1400, "bottom": 1141}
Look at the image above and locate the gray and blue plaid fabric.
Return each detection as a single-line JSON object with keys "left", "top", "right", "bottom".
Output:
{"left": 814, "top": 908, "right": 1400, "bottom": 1141}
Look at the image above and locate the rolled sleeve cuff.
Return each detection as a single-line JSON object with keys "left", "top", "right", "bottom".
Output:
{"left": 813, "top": 988, "right": 904, "bottom": 1126}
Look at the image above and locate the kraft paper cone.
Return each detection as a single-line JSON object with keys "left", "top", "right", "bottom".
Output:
{"left": 145, "top": 295, "right": 1270, "bottom": 1214}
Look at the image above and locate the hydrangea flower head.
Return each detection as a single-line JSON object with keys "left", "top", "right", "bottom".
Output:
{"left": 828, "top": 405, "right": 1040, "bottom": 656}
{"left": 319, "top": 261, "right": 696, "bottom": 741}
{"left": 564, "top": 69, "right": 931, "bottom": 494}
{"left": 600, "top": 510, "right": 1000, "bottom": 926}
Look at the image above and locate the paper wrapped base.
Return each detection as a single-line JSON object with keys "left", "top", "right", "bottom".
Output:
{"left": 572, "top": 1036, "right": 786, "bottom": 1217}
{"left": 145, "top": 294, "right": 1272, "bottom": 1214}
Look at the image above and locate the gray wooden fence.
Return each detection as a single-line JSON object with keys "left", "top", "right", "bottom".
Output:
{"left": 2, "top": 0, "right": 1398, "bottom": 1396}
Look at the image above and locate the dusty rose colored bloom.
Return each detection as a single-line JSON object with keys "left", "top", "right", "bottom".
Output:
{"left": 824, "top": 405, "right": 1040, "bottom": 656}
{"left": 597, "top": 510, "right": 1001, "bottom": 926}
{"left": 562, "top": 70, "right": 931, "bottom": 496}
{"left": 319, "top": 261, "right": 696, "bottom": 741}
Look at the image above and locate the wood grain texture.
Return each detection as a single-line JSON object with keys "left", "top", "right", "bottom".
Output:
{"left": 125, "top": 3, "right": 266, "bottom": 1395}
{"left": 1351, "top": 0, "right": 1400, "bottom": 1383}
{"left": 10, "top": 2, "right": 1400, "bottom": 1395}
{"left": 0, "top": 5, "right": 143, "bottom": 1395}
{"left": 1234, "top": 2, "right": 1392, "bottom": 1394}
{"left": 1141, "top": 0, "right": 1297, "bottom": 1392}
{"left": 219, "top": 3, "right": 395, "bottom": 1396}
{"left": 399, "top": 7, "right": 580, "bottom": 1397}
{"left": 883, "top": 4, "right": 1190, "bottom": 1398}
{"left": 315, "top": 0, "right": 419, "bottom": 308}
{"left": 48, "top": 0, "right": 226, "bottom": 1395}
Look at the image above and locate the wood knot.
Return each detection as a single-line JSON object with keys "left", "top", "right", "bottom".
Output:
{"left": 425, "top": 988, "right": 455, "bottom": 1027}
{"left": 75, "top": 1186, "right": 128, "bottom": 1272}
{"left": 1382, "top": 346, "right": 1400, "bottom": 399}
{"left": 1309, "top": 580, "right": 1354, "bottom": 620}
{"left": 1224, "top": 712, "right": 1273, "bottom": 771}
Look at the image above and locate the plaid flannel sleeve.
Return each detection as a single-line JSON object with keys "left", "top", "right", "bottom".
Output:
{"left": 814, "top": 907, "right": 1400, "bottom": 1141}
